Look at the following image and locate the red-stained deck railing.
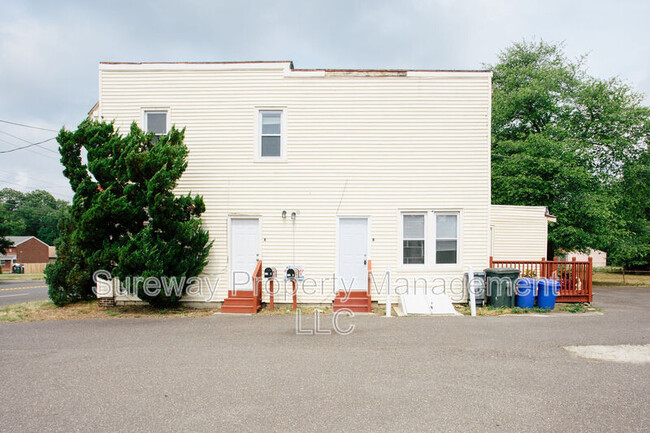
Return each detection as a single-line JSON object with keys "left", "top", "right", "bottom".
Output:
{"left": 489, "top": 256, "right": 593, "bottom": 303}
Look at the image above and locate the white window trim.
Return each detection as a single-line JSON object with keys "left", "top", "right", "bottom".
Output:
{"left": 255, "top": 108, "right": 287, "bottom": 162}
{"left": 434, "top": 211, "right": 460, "bottom": 266}
{"left": 400, "top": 212, "right": 427, "bottom": 267}
{"left": 142, "top": 108, "right": 170, "bottom": 136}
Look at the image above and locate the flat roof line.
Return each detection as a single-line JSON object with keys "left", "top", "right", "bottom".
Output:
{"left": 99, "top": 61, "right": 490, "bottom": 73}
{"left": 295, "top": 68, "right": 490, "bottom": 73}
{"left": 100, "top": 60, "right": 294, "bottom": 65}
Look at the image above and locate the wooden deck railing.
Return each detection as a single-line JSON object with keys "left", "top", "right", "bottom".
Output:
{"left": 489, "top": 256, "right": 593, "bottom": 303}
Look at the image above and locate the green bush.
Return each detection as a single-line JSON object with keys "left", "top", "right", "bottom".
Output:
{"left": 47, "top": 120, "right": 211, "bottom": 307}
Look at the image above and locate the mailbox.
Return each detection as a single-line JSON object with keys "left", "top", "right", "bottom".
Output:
{"left": 284, "top": 265, "right": 304, "bottom": 281}
{"left": 264, "top": 267, "right": 277, "bottom": 279}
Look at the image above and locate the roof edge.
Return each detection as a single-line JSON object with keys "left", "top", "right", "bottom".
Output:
{"left": 98, "top": 61, "right": 491, "bottom": 75}
{"left": 7, "top": 235, "right": 51, "bottom": 247}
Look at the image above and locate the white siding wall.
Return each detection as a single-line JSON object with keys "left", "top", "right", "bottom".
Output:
{"left": 490, "top": 205, "right": 551, "bottom": 261}
{"left": 99, "top": 63, "right": 493, "bottom": 304}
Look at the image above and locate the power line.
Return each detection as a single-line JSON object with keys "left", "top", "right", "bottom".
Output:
{"left": 0, "top": 169, "right": 70, "bottom": 190}
{"left": 0, "top": 137, "right": 57, "bottom": 154}
{"left": 0, "top": 119, "right": 58, "bottom": 132}
{"left": 0, "top": 179, "right": 71, "bottom": 201}
{"left": 0, "top": 130, "right": 58, "bottom": 154}
{"left": 0, "top": 177, "right": 71, "bottom": 192}
{"left": 0, "top": 137, "right": 60, "bottom": 161}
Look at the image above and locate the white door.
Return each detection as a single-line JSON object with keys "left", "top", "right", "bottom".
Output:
{"left": 230, "top": 218, "right": 260, "bottom": 291}
{"left": 338, "top": 218, "right": 369, "bottom": 290}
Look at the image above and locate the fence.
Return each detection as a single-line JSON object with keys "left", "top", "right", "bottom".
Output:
{"left": 489, "top": 256, "right": 593, "bottom": 303}
{"left": 22, "top": 263, "right": 48, "bottom": 274}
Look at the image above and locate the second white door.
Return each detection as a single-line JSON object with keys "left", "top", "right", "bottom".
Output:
{"left": 338, "top": 218, "right": 369, "bottom": 290}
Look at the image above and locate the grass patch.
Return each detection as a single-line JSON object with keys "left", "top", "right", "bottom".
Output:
{"left": 0, "top": 273, "right": 45, "bottom": 281}
{"left": 454, "top": 303, "right": 598, "bottom": 316}
{"left": 592, "top": 271, "right": 650, "bottom": 287}
{"left": 0, "top": 300, "right": 218, "bottom": 322}
{"left": 555, "top": 303, "right": 601, "bottom": 314}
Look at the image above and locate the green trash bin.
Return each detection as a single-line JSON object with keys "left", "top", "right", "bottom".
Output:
{"left": 484, "top": 268, "right": 520, "bottom": 308}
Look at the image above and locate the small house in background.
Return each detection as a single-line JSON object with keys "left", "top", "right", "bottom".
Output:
{"left": 564, "top": 250, "right": 607, "bottom": 268}
{"left": 0, "top": 236, "right": 51, "bottom": 274}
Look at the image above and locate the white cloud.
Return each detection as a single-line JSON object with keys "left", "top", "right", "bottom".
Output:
{"left": 0, "top": 0, "right": 648, "bottom": 202}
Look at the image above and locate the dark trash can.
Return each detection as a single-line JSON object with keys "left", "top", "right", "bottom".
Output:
{"left": 537, "top": 279, "right": 560, "bottom": 310}
{"left": 484, "top": 268, "right": 520, "bottom": 308}
{"left": 516, "top": 277, "right": 536, "bottom": 309}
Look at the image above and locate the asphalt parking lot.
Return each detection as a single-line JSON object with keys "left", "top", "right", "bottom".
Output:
{"left": 0, "top": 279, "right": 48, "bottom": 306}
{"left": 0, "top": 286, "right": 648, "bottom": 432}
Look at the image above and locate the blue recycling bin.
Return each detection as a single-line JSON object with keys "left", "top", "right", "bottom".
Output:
{"left": 537, "top": 279, "right": 560, "bottom": 309}
{"left": 516, "top": 277, "right": 536, "bottom": 309}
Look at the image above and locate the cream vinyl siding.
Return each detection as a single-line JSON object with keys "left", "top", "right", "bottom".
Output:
{"left": 99, "top": 63, "right": 492, "bottom": 304}
{"left": 490, "top": 205, "right": 552, "bottom": 261}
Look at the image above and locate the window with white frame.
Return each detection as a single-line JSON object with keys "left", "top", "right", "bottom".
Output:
{"left": 435, "top": 213, "right": 458, "bottom": 264}
{"left": 402, "top": 213, "right": 425, "bottom": 264}
{"left": 259, "top": 110, "right": 283, "bottom": 158}
{"left": 144, "top": 110, "right": 167, "bottom": 142}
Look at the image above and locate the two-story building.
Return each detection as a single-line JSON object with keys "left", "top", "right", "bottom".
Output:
{"left": 1, "top": 236, "right": 51, "bottom": 274}
{"left": 92, "top": 61, "right": 553, "bottom": 311}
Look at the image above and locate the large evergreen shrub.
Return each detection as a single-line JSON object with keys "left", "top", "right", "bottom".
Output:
{"left": 46, "top": 120, "right": 211, "bottom": 306}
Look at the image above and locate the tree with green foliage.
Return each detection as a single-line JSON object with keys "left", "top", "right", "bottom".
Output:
{"left": 0, "top": 188, "right": 69, "bottom": 245}
{"left": 46, "top": 119, "right": 211, "bottom": 306}
{"left": 489, "top": 40, "right": 650, "bottom": 263}
{"left": 609, "top": 148, "right": 650, "bottom": 269}
{"left": 0, "top": 212, "right": 12, "bottom": 256}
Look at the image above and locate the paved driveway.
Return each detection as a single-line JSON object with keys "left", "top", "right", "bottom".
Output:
{"left": 0, "top": 279, "right": 48, "bottom": 306}
{"left": 0, "top": 286, "right": 648, "bottom": 432}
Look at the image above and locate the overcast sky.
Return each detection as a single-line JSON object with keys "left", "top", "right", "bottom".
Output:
{"left": 1, "top": 0, "right": 649, "bottom": 202}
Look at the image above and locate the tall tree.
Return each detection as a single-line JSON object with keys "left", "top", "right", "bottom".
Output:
{"left": 489, "top": 40, "right": 650, "bottom": 259}
{"left": 0, "top": 188, "right": 69, "bottom": 245}
{"left": 46, "top": 120, "right": 211, "bottom": 306}
{"left": 609, "top": 148, "right": 650, "bottom": 269}
{"left": 0, "top": 212, "right": 11, "bottom": 256}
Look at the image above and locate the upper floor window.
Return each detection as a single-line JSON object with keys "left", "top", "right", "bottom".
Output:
{"left": 144, "top": 110, "right": 167, "bottom": 142}
{"left": 435, "top": 213, "right": 458, "bottom": 264}
{"left": 259, "top": 110, "right": 283, "bottom": 158}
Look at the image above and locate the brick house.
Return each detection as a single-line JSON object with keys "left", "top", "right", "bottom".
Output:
{"left": 0, "top": 236, "right": 51, "bottom": 273}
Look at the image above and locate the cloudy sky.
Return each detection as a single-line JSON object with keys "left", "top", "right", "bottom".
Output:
{"left": 1, "top": 0, "right": 649, "bottom": 201}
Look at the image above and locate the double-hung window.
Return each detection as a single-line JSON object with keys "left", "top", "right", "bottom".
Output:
{"left": 435, "top": 213, "right": 458, "bottom": 264}
{"left": 259, "top": 110, "right": 283, "bottom": 158}
{"left": 144, "top": 110, "right": 168, "bottom": 143}
{"left": 402, "top": 214, "right": 425, "bottom": 265}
